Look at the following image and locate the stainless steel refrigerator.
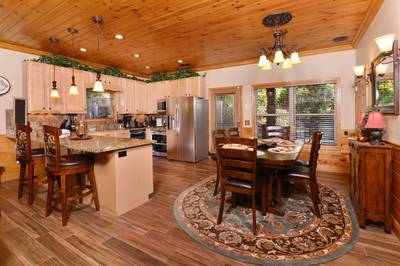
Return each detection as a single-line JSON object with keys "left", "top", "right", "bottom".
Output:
{"left": 167, "top": 97, "right": 209, "bottom": 162}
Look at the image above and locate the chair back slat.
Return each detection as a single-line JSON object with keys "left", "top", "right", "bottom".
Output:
{"left": 221, "top": 169, "right": 253, "bottom": 181}
{"left": 220, "top": 159, "right": 253, "bottom": 170}
{"left": 215, "top": 137, "right": 257, "bottom": 187}
{"left": 43, "top": 125, "right": 62, "bottom": 172}
{"left": 15, "top": 124, "right": 32, "bottom": 162}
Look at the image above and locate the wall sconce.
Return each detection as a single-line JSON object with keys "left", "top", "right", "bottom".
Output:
{"left": 374, "top": 34, "right": 396, "bottom": 53}
{"left": 376, "top": 63, "right": 389, "bottom": 76}
{"left": 353, "top": 65, "right": 370, "bottom": 86}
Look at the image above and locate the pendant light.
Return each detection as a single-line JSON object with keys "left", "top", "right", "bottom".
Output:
{"left": 92, "top": 16, "right": 104, "bottom": 92}
{"left": 49, "top": 37, "right": 60, "bottom": 98}
{"left": 68, "top": 27, "right": 79, "bottom": 95}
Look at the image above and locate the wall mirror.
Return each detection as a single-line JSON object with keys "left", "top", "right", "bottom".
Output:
{"left": 371, "top": 40, "right": 399, "bottom": 115}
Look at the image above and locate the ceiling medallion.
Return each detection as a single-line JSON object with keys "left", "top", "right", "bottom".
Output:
{"left": 258, "top": 12, "right": 300, "bottom": 70}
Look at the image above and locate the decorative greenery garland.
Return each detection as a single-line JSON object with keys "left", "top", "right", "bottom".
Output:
{"left": 30, "top": 54, "right": 204, "bottom": 83}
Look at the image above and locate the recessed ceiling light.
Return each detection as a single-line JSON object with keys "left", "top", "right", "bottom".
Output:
{"left": 177, "top": 59, "right": 183, "bottom": 63}
{"left": 145, "top": 66, "right": 150, "bottom": 69}
{"left": 79, "top": 48, "right": 87, "bottom": 52}
{"left": 114, "top": 34, "right": 124, "bottom": 40}
{"left": 134, "top": 54, "right": 140, "bottom": 58}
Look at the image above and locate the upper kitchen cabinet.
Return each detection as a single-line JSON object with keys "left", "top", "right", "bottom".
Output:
{"left": 63, "top": 68, "right": 86, "bottom": 114}
{"left": 84, "top": 71, "right": 96, "bottom": 89}
{"left": 125, "top": 79, "right": 135, "bottom": 114}
{"left": 187, "top": 76, "right": 205, "bottom": 98}
{"left": 134, "top": 81, "right": 148, "bottom": 114}
{"left": 103, "top": 74, "right": 122, "bottom": 91}
{"left": 148, "top": 82, "right": 165, "bottom": 114}
{"left": 24, "top": 61, "right": 64, "bottom": 113}
{"left": 166, "top": 79, "right": 179, "bottom": 98}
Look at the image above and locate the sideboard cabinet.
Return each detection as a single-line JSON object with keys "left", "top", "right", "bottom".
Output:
{"left": 349, "top": 140, "right": 392, "bottom": 233}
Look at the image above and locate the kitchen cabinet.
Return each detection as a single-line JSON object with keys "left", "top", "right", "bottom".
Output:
{"left": 134, "top": 81, "right": 148, "bottom": 114}
{"left": 125, "top": 80, "right": 135, "bottom": 113}
{"left": 148, "top": 82, "right": 165, "bottom": 114}
{"left": 63, "top": 68, "right": 86, "bottom": 114}
{"left": 24, "top": 61, "right": 64, "bottom": 113}
{"left": 178, "top": 78, "right": 188, "bottom": 96}
{"left": 103, "top": 74, "right": 122, "bottom": 91}
{"left": 166, "top": 79, "right": 179, "bottom": 98}
{"left": 187, "top": 76, "right": 205, "bottom": 98}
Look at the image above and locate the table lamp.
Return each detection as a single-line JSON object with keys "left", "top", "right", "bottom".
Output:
{"left": 364, "top": 111, "right": 387, "bottom": 145}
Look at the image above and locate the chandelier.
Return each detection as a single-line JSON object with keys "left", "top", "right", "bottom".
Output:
{"left": 258, "top": 12, "right": 301, "bottom": 70}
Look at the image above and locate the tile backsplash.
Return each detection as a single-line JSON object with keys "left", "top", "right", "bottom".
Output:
{"left": 28, "top": 114, "right": 84, "bottom": 137}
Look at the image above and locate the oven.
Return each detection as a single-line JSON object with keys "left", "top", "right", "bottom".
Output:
{"left": 157, "top": 99, "right": 167, "bottom": 113}
{"left": 152, "top": 130, "right": 167, "bottom": 157}
{"left": 130, "top": 129, "right": 146, "bottom": 139}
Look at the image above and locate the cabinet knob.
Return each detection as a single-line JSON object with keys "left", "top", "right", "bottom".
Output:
{"left": 42, "top": 107, "right": 45, "bottom": 110}
{"left": 49, "top": 107, "right": 52, "bottom": 110}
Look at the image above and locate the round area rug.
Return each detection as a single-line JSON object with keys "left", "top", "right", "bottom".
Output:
{"left": 173, "top": 176, "right": 359, "bottom": 266}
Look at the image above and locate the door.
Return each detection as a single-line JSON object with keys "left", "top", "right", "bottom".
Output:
{"left": 209, "top": 86, "right": 242, "bottom": 151}
{"left": 177, "top": 97, "right": 195, "bottom": 162}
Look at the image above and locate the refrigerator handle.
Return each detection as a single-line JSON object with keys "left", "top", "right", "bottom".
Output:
{"left": 176, "top": 104, "right": 180, "bottom": 134}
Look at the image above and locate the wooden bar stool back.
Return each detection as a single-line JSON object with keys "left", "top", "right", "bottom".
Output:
{"left": 215, "top": 137, "right": 266, "bottom": 235}
{"left": 16, "top": 124, "right": 45, "bottom": 205}
{"left": 43, "top": 125, "right": 100, "bottom": 226}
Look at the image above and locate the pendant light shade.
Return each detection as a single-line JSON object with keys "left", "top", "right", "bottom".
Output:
{"left": 273, "top": 50, "right": 285, "bottom": 64}
{"left": 282, "top": 58, "right": 293, "bottom": 69}
{"left": 50, "top": 81, "right": 60, "bottom": 98}
{"left": 69, "top": 75, "right": 79, "bottom": 95}
{"left": 374, "top": 34, "right": 395, "bottom": 53}
{"left": 93, "top": 72, "right": 104, "bottom": 92}
{"left": 290, "top": 52, "right": 301, "bottom": 64}
{"left": 258, "top": 54, "right": 269, "bottom": 67}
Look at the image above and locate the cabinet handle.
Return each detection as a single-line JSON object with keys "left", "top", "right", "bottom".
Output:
{"left": 49, "top": 107, "right": 52, "bottom": 110}
{"left": 42, "top": 107, "right": 45, "bottom": 110}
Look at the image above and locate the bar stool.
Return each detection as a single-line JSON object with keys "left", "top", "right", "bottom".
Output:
{"left": 43, "top": 125, "right": 100, "bottom": 226}
{"left": 16, "top": 124, "right": 45, "bottom": 205}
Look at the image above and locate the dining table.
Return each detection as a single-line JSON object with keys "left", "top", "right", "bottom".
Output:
{"left": 256, "top": 139, "right": 305, "bottom": 215}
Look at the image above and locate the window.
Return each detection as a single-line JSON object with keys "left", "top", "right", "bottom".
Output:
{"left": 256, "top": 82, "right": 336, "bottom": 145}
{"left": 215, "top": 94, "right": 236, "bottom": 129}
{"left": 86, "top": 91, "right": 114, "bottom": 119}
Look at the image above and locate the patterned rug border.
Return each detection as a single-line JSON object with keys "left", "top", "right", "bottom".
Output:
{"left": 173, "top": 176, "right": 360, "bottom": 266}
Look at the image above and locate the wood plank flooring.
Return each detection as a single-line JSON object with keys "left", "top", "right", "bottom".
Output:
{"left": 0, "top": 157, "right": 399, "bottom": 265}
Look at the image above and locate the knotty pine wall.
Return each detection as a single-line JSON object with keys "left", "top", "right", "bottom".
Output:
{"left": 391, "top": 144, "right": 400, "bottom": 239}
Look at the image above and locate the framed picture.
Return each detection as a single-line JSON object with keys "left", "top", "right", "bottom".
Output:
{"left": 0, "top": 76, "right": 11, "bottom": 95}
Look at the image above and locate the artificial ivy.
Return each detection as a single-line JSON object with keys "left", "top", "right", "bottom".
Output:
{"left": 30, "top": 54, "right": 204, "bottom": 83}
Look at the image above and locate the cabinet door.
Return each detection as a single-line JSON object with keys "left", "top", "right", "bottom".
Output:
{"left": 125, "top": 79, "right": 135, "bottom": 113}
{"left": 43, "top": 64, "right": 64, "bottom": 113}
{"left": 148, "top": 82, "right": 163, "bottom": 114}
{"left": 134, "top": 81, "right": 147, "bottom": 113}
{"left": 24, "top": 61, "right": 46, "bottom": 112}
{"left": 178, "top": 78, "right": 188, "bottom": 96}
{"left": 84, "top": 71, "right": 96, "bottom": 89}
{"left": 188, "top": 76, "right": 205, "bottom": 98}
{"left": 167, "top": 80, "right": 180, "bottom": 98}
{"left": 116, "top": 78, "right": 127, "bottom": 114}
{"left": 64, "top": 69, "right": 86, "bottom": 114}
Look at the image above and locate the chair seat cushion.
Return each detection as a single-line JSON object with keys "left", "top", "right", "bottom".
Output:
{"left": 225, "top": 175, "right": 265, "bottom": 190}
{"left": 47, "top": 155, "right": 92, "bottom": 167}
{"left": 32, "top": 148, "right": 45, "bottom": 157}
{"left": 279, "top": 165, "right": 311, "bottom": 179}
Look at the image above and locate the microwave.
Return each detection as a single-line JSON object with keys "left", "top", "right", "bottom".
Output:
{"left": 157, "top": 99, "right": 167, "bottom": 113}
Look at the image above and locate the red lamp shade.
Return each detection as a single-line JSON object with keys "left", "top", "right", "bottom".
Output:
{"left": 356, "top": 112, "right": 365, "bottom": 127}
{"left": 364, "top": 112, "right": 387, "bottom": 129}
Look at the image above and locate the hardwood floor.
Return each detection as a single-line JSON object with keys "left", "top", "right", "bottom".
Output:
{"left": 0, "top": 157, "right": 399, "bottom": 265}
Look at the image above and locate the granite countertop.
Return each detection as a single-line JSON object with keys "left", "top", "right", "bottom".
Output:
{"left": 31, "top": 135, "right": 153, "bottom": 153}
{"left": 61, "top": 136, "right": 153, "bottom": 153}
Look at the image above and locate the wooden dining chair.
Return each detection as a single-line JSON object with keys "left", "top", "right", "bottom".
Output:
{"left": 261, "top": 125, "right": 290, "bottom": 140}
{"left": 43, "top": 125, "right": 100, "bottom": 226}
{"left": 210, "top": 129, "right": 228, "bottom": 195}
{"left": 16, "top": 124, "right": 45, "bottom": 205}
{"left": 277, "top": 131, "right": 323, "bottom": 217}
{"left": 228, "top": 127, "right": 240, "bottom": 137}
{"left": 215, "top": 136, "right": 266, "bottom": 235}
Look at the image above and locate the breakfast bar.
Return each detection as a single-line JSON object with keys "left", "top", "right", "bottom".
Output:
{"left": 53, "top": 136, "right": 154, "bottom": 216}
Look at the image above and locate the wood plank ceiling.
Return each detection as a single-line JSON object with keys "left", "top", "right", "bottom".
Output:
{"left": 0, "top": 0, "right": 382, "bottom": 76}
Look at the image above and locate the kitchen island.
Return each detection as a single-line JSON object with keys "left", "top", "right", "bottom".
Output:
{"left": 48, "top": 136, "right": 154, "bottom": 216}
